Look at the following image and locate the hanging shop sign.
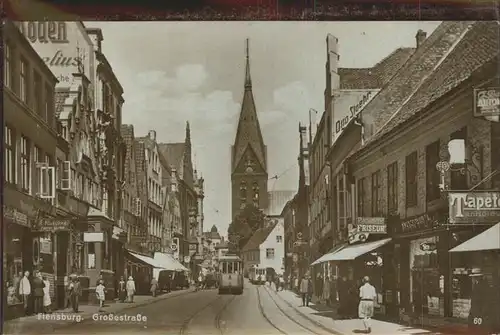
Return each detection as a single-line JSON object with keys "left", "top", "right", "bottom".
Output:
{"left": 473, "top": 87, "right": 500, "bottom": 117}
{"left": 348, "top": 217, "right": 386, "bottom": 244}
{"left": 3, "top": 206, "right": 30, "bottom": 228}
{"left": 449, "top": 192, "right": 500, "bottom": 224}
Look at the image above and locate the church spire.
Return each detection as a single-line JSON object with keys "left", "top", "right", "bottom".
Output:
{"left": 245, "top": 38, "right": 252, "bottom": 90}
{"left": 231, "top": 39, "right": 267, "bottom": 175}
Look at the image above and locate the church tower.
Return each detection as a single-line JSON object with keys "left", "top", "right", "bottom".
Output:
{"left": 231, "top": 39, "right": 268, "bottom": 221}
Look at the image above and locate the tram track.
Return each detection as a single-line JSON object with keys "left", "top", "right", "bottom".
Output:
{"left": 256, "top": 286, "right": 287, "bottom": 335}
{"left": 262, "top": 286, "right": 324, "bottom": 335}
{"left": 264, "top": 286, "right": 340, "bottom": 335}
{"left": 180, "top": 293, "right": 237, "bottom": 335}
{"left": 214, "top": 295, "right": 237, "bottom": 334}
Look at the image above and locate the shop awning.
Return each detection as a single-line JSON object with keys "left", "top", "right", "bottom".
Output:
{"left": 310, "top": 244, "right": 347, "bottom": 266}
{"left": 449, "top": 223, "right": 500, "bottom": 253}
{"left": 153, "top": 252, "right": 188, "bottom": 271}
{"left": 126, "top": 250, "right": 164, "bottom": 268}
{"left": 327, "top": 238, "right": 392, "bottom": 261}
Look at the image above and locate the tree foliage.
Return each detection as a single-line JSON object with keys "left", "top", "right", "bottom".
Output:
{"left": 227, "top": 203, "right": 266, "bottom": 252}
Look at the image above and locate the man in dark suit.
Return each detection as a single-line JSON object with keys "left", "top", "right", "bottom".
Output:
{"left": 69, "top": 275, "right": 82, "bottom": 313}
{"left": 32, "top": 271, "right": 45, "bottom": 314}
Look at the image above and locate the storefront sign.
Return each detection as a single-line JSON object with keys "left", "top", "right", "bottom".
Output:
{"left": 398, "top": 213, "right": 441, "bottom": 234}
{"left": 3, "top": 206, "right": 30, "bottom": 228}
{"left": 419, "top": 242, "right": 437, "bottom": 252}
{"left": 40, "top": 238, "right": 52, "bottom": 254}
{"left": 348, "top": 217, "right": 386, "bottom": 244}
{"left": 83, "top": 232, "right": 104, "bottom": 242}
{"left": 473, "top": 87, "right": 500, "bottom": 117}
{"left": 449, "top": 192, "right": 500, "bottom": 224}
{"left": 34, "top": 219, "right": 70, "bottom": 232}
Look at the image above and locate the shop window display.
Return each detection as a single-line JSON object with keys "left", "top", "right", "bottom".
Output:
{"left": 410, "top": 236, "right": 444, "bottom": 317}
{"left": 4, "top": 226, "right": 26, "bottom": 306}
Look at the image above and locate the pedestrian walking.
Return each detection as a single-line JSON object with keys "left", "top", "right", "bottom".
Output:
{"left": 32, "top": 271, "right": 45, "bottom": 314}
{"left": 279, "top": 275, "right": 285, "bottom": 291}
{"left": 13, "top": 272, "right": 22, "bottom": 302}
{"left": 42, "top": 276, "right": 51, "bottom": 313}
{"left": 150, "top": 277, "right": 158, "bottom": 297}
{"left": 69, "top": 274, "right": 82, "bottom": 313}
{"left": 126, "top": 276, "right": 136, "bottom": 302}
{"left": 300, "top": 275, "right": 312, "bottom": 307}
{"left": 358, "top": 276, "right": 377, "bottom": 334}
{"left": 294, "top": 277, "right": 299, "bottom": 293}
{"left": 197, "top": 273, "right": 203, "bottom": 291}
{"left": 96, "top": 280, "right": 106, "bottom": 309}
{"left": 118, "top": 276, "right": 126, "bottom": 302}
{"left": 19, "top": 271, "right": 31, "bottom": 315}
{"left": 64, "top": 274, "right": 72, "bottom": 308}
{"left": 323, "top": 275, "right": 331, "bottom": 306}
{"left": 337, "top": 276, "right": 348, "bottom": 318}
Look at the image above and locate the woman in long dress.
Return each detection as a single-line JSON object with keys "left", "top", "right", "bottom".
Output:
{"left": 126, "top": 276, "right": 136, "bottom": 303}
{"left": 42, "top": 276, "right": 52, "bottom": 313}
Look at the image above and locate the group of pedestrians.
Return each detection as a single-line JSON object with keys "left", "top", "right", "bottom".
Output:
{"left": 7, "top": 270, "right": 53, "bottom": 316}
{"left": 116, "top": 276, "right": 136, "bottom": 303}
{"left": 283, "top": 273, "right": 377, "bottom": 334}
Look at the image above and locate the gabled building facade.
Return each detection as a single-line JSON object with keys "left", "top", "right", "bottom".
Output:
{"left": 241, "top": 220, "right": 285, "bottom": 276}
{"left": 231, "top": 39, "right": 269, "bottom": 221}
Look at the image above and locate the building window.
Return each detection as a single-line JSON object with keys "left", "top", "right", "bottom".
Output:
{"left": 45, "top": 85, "right": 53, "bottom": 126}
{"left": 405, "top": 151, "right": 418, "bottom": 207}
{"left": 4, "top": 42, "right": 12, "bottom": 89}
{"left": 276, "top": 235, "right": 282, "bottom": 243}
{"left": 33, "top": 146, "right": 41, "bottom": 195}
{"left": 20, "top": 136, "right": 30, "bottom": 192}
{"left": 4, "top": 126, "right": 15, "bottom": 184}
{"left": 426, "top": 140, "right": 441, "bottom": 202}
{"left": 450, "top": 127, "right": 468, "bottom": 190}
{"left": 387, "top": 161, "right": 398, "bottom": 214}
{"left": 266, "top": 248, "right": 275, "bottom": 259}
{"left": 371, "top": 170, "right": 382, "bottom": 216}
{"left": 20, "top": 58, "right": 28, "bottom": 104}
{"left": 357, "top": 177, "right": 367, "bottom": 217}
{"left": 33, "top": 71, "right": 43, "bottom": 116}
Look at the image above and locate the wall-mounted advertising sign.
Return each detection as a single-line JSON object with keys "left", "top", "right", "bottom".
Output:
{"left": 449, "top": 192, "right": 500, "bottom": 224}
{"left": 14, "top": 21, "right": 94, "bottom": 87}
{"left": 332, "top": 89, "right": 379, "bottom": 143}
{"left": 473, "top": 87, "right": 500, "bottom": 117}
{"left": 348, "top": 217, "right": 386, "bottom": 244}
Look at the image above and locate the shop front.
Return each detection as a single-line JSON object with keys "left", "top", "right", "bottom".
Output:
{"left": 125, "top": 250, "right": 155, "bottom": 295}
{"left": 390, "top": 209, "right": 450, "bottom": 318}
{"left": 3, "top": 205, "right": 32, "bottom": 320}
{"left": 447, "top": 191, "right": 500, "bottom": 331}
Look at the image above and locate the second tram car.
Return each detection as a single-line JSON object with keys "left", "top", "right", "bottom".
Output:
{"left": 218, "top": 255, "right": 244, "bottom": 295}
{"left": 248, "top": 265, "right": 266, "bottom": 285}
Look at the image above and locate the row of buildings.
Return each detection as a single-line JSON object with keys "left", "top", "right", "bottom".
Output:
{"left": 3, "top": 21, "right": 206, "bottom": 318}
{"left": 282, "top": 21, "right": 499, "bottom": 324}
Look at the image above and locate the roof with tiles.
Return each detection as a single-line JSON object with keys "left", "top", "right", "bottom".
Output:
{"left": 339, "top": 47, "right": 415, "bottom": 90}
{"left": 55, "top": 88, "right": 71, "bottom": 119}
{"left": 358, "top": 21, "right": 474, "bottom": 140}
{"left": 158, "top": 143, "right": 185, "bottom": 171}
{"left": 241, "top": 222, "right": 277, "bottom": 251}
{"left": 362, "top": 21, "right": 499, "bottom": 151}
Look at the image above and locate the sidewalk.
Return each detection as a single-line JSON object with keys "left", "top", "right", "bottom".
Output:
{"left": 264, "top": 286, "right": 437, "bottom": 335}
{"left": 3, "top": 289, "right": 194, "bottom": 334}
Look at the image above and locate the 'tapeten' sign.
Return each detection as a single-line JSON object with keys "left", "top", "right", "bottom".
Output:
{"left": 449, "top": 192, "right": 500, "bottom": 224}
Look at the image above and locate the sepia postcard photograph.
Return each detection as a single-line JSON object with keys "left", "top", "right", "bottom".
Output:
{"left": 2, "top": 2, "right": 500, "bottom": 334}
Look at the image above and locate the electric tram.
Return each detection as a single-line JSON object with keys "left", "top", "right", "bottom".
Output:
{"left": 217, "top": 254, "right": 244, "bottom": 295}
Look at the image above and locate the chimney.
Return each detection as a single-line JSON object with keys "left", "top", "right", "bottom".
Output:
{"left": 416, "top": 30, "right": 427, "bottom": 48}
{"left": 148, "top": 130, "right": 156, "bottom": 141}
{"left": 85, "top": 28, "right": 104, "bottom": 53}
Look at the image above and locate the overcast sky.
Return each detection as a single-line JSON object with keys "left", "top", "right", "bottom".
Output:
{"left": 86, "top": 21, "right": 441, "bottom": 236}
